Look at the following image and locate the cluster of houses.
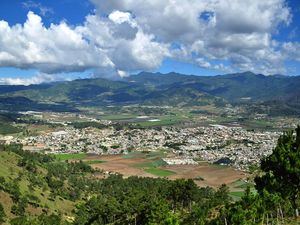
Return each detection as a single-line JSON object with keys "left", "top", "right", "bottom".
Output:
{"left": 8, "top": 123, "right": 281, "bottom": 170}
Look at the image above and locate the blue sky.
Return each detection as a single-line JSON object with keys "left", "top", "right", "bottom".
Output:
{"left": 0, "top": 0, "right": 299, "bottom": 84}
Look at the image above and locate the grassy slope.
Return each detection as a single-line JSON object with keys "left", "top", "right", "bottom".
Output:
{"left": 144, "top": 167, "right": 176, "bottom": 177}
{"left": 0, "top": 151, "right": 74, "bottom": 222}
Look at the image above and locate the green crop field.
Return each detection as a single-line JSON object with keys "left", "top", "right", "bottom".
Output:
{"left": 122, "top": 152, "right": 145, "bottom": 159}
{"left": 134, "top": 159, "right": 167, "bottom": 169}
{"left": 144, "top": 168, "right": 176, "bottom": 177}
{"left": 101, "top": 114, "right": 136, "bottom": 120}
{"left": 125, "top": 151, "right": 174, "bottom": 177}
{"left": 53, "top": 153, "right": 87, "bottom": 161}
{"left": 134, "top": 116, "right": 183, "bottom": 127}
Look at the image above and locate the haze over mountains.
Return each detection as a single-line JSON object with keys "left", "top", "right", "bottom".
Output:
{"left": 0, "top": 71, "right": 299, "bottom": 115}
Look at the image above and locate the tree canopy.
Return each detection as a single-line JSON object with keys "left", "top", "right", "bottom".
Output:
{"left": 255, "top": 126, "right": 300, "bottom": 217}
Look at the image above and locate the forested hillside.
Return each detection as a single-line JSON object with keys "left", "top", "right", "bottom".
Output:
{"left": 0, "top": 72, "right": 300, "bottom": 115}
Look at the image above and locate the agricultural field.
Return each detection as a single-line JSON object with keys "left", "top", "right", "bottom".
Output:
{"left": 71, "top": 151, "right": 248, "bottom": 189}
{"left": 100, "top": 114, "right": 138, "bottom": 121}
{"left": 144, "top": 168, "right": 176, "bottom": 177}
{"left": 133, "top": 115, "right": 185, "bottom": 127}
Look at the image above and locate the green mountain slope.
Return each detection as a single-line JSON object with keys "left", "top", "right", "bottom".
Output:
{"left": 0, "top": 145, "right": 75, "bottom": 223}
{"left": 0, "top": 77, "right": 220, "bottom": 109}
{"left": 0, "top": 71, "right": 299, "bottom": 114}
{"left": 128, "top": 71, "right": 300, "bottom": 102}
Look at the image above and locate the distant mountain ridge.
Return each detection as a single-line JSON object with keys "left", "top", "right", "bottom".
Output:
{"left": 0, "top": 71, "right": 299, "bottom": 115}
{"left": 127, "top": 71, "right": 300, "bottom": 102}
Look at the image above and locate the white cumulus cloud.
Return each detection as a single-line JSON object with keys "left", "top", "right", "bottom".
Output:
{"left": 0, "top": 0, "right": 298, "bottom": 84}
{"left": 91, "top": 0, "right": 293, "bottom": 75}
{"left": 0, "top": 73, "right": 67, "bottom": 86}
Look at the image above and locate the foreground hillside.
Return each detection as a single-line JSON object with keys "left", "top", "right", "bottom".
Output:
{"left": 0, "top": 127, "right": 299, "bottom": 224}
{"left": 0, "top": 144, "right": 230, "bottom": 224}
{"left": 0, "top": 72, "right": 300, "bottom": 115}
{"left": 0, "top": 145, "right": 76, "bottom": 224}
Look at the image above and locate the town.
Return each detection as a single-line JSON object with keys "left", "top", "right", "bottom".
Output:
{"left": 5, "top": 115, "right": 280, "bottom": 170}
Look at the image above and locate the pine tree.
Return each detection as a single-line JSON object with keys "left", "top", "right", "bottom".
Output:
{"left": 0, "top": 203, "right": 5, "bottom": 224}
{"left": 255, "top": 126, "right": 300, "bottom": 217}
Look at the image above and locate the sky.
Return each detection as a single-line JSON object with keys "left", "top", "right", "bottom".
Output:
{"left": 0, "top": 0, "right": 299, "bottom": 85}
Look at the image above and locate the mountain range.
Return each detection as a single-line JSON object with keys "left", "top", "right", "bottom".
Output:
{"left": 0, "top": 71, "right": 299, "bottom": 115}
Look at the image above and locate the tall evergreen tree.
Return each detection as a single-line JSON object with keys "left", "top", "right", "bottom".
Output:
{"left": 255, "top": 126, "right": 300, "bottom": 217}
{"left": 0, "top": 203, "right": 5, "bottom": 224}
